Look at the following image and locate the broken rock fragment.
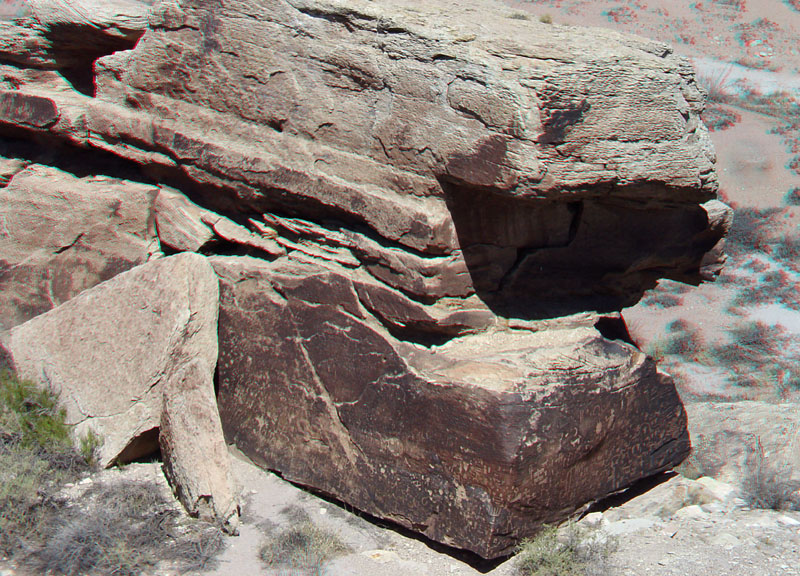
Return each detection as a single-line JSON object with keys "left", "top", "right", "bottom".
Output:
{"left": 2, "top": 253, "right": 239, "bottom": 529}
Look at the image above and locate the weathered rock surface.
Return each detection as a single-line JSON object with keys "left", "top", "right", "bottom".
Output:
{"left": 0, "top": 0, "right": 731, "bottom": 558}
{"left": 1, "top": 253, "right": 239, "bottom": 527}
{"left": 0, "top": 164, "right": 161, "bottom": 332}
{"left": 212, "top": 255, "right": 689, "bottom": 557}
{"left": 0, "top": 0, "right": 729, "bottom": 318}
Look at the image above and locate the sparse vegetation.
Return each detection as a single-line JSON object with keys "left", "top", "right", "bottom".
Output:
{"left": 539, "top": 13, "right": 553, "bottom": 24}
{"left": 0, "top": 370, "right": 87, "bottom": 556}
{"left": 260, "top": 506, "right": 351, "bottom": 575}
{"left": 516, "top": 523, "right": 616, "bottom": 576}
{"left": 740, "top": 437, "right": 800, "bottom": 511}
{"left": 697, "top": 66, "right": 735, "bottom": 103}
{"left": 647, "top": 319, "right": 707, "bottom": 363}
{"left": 0, "top": 370, "right": 225, "bottom": 575}
{"left": 509, "top": 12, "right": 530, "bottom": 20}
{"left": 32, "top": 480, "right": 225, "bottom": 576}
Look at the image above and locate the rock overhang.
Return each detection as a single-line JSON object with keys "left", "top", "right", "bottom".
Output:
{"left": 0, "top": 0, "right": 727, "bottom": 559}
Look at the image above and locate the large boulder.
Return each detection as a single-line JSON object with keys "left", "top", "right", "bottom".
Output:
{"left": 1, "top": 253, "right": 239, "bottom": 528}
{"left": 0, "top": 0, "right": 729, "bottom": 319}
{"left": 0, "top": 0, "right": 731, "bottom": 558}
{"left": 212, "top": 255, "right": 689, "bottom": 558}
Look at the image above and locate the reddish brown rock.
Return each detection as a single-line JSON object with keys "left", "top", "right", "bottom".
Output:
{"left": 0, "top": 0, "right": 731, "bottom": 558}
{"left": 212, "top": 255, "right": 689, "bottom": 558}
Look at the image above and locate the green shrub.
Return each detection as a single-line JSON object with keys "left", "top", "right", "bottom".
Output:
{"left": 516, "top": 523, "right": 616, "bottom": 576}
{"left": 0, "top": 369, "right": 71, "bottom": 451}
{"left": 0, "top": 370, "right": 225, "bottom": 574}
{"left": 0, "top": 370, "right": 86, "bottom": 556}
{"left": 79, "top": 428, "right": 104, "bottom": 467}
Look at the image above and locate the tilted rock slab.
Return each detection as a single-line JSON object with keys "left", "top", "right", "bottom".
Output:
{"left": 2, "top": 253, "right": 239, "bottom": 529}
{"left": 213, "top": 255, "right": 689, "bottom": 557}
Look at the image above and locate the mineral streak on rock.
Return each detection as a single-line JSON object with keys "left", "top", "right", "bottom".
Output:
{"left": 0, "top": 0, "right": 729, "bottom": 558}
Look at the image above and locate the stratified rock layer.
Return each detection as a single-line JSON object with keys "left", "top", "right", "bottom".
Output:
{"left": 0, "top": 0, "right": 727, "bottom": 558}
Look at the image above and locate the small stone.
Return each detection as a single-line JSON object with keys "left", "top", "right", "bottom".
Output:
{"left": 581, "top": 512, "right": 607, "bottom": 528}
{"left": 710, "top": 533, "right": 742, "bottom": 549}
{"left": 695, "top": 476, "right": 737, "bottom": 501}
{"left": 604, "top": 518, "right": 656, "bottom": 535}
{"left": 675, "top": 505, "right": 709, "bottom": 520}
{"left": 362, "top": 550, "right": 400, "bottom": 564}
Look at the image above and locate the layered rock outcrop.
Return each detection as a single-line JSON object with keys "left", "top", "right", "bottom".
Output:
{"left": 0, "top": 0, "right": 730, "bottom": 558}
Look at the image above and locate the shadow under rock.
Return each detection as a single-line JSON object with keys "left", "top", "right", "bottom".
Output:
{"left": 441, "top": 179, "right": 722, "bottom": 321}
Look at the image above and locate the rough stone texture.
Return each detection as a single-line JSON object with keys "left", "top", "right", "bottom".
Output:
{"left": 2, "top": 251, "right": 239, "bottom": 526}
{"left": 0, "top": 0, "right": 731, "bottom": 558}
{"left": 3, "top": 253, "right": 218, "bottom": 465}
{"left": 0, "top": 0, "right": 729, "bottom": 318}
{"left": 0, "top": 164, "right": 161, "bottom": 331}
{"left": 160, "top": 357, "right": 241, "bottom": 532}
{"left": 213, "top": 255, "right": 689, "bottom": 558}
{"left": 155, "top": 186, "right": 284, "bottom": 257}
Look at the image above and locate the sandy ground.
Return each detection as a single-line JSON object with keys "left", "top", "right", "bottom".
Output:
{"left": 196, "top": 449, "right": 800, "bottom": 576}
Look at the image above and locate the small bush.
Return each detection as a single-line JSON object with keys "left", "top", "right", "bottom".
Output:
{"left": 516, "top": 524, "right": 616, "bottom": 576}
{"left": 539, "top": 13, "right": 553, "bottom": 24}
{"left": 0, "top": 370, "right": 225, "bottom": 574}
{"left": 696, "top": 66, "right": 734, "bottom": 104}
{"left": 0, "top": 371, "right": 87, "bottom": 556}
{"left": 79, "top": 428, "right": 104, "bottom": 467}
{"left": 740, "top": 437, "right": 800, "bottom": 511}
{"left": 33, "top": 480, "right": 225, "bottom": 576}
{"left": 508, "top": 12, "right": 530, "bottom": 20}
{"left": 0, "top": 369, "right": 71, "bottom": 451}
{"left": 653, "top": 320, "right": 707, "bottom": 363}
{"left": 260, "top": 507, "right": 351, "bottom": 575}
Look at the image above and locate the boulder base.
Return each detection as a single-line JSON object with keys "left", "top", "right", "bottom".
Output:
{"left": 3, "top": 253, "right": 239, "bottom": 528}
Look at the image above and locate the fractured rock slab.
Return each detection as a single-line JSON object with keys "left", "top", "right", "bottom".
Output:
{"left": 212, "top": 255, "right": 690, "bottom": 558}
{"left": 2, "top": 253, "right": 239, "bottom": 528}
{"left": 0, "top": 164, "right": 161, "bottom": 331}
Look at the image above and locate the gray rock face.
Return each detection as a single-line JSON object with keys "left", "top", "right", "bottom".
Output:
{"left": 2, "top": 253, "right": 239, "bottom": 528}
{"left": 0, "top": 0, "right": 729, "bottom": 558}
